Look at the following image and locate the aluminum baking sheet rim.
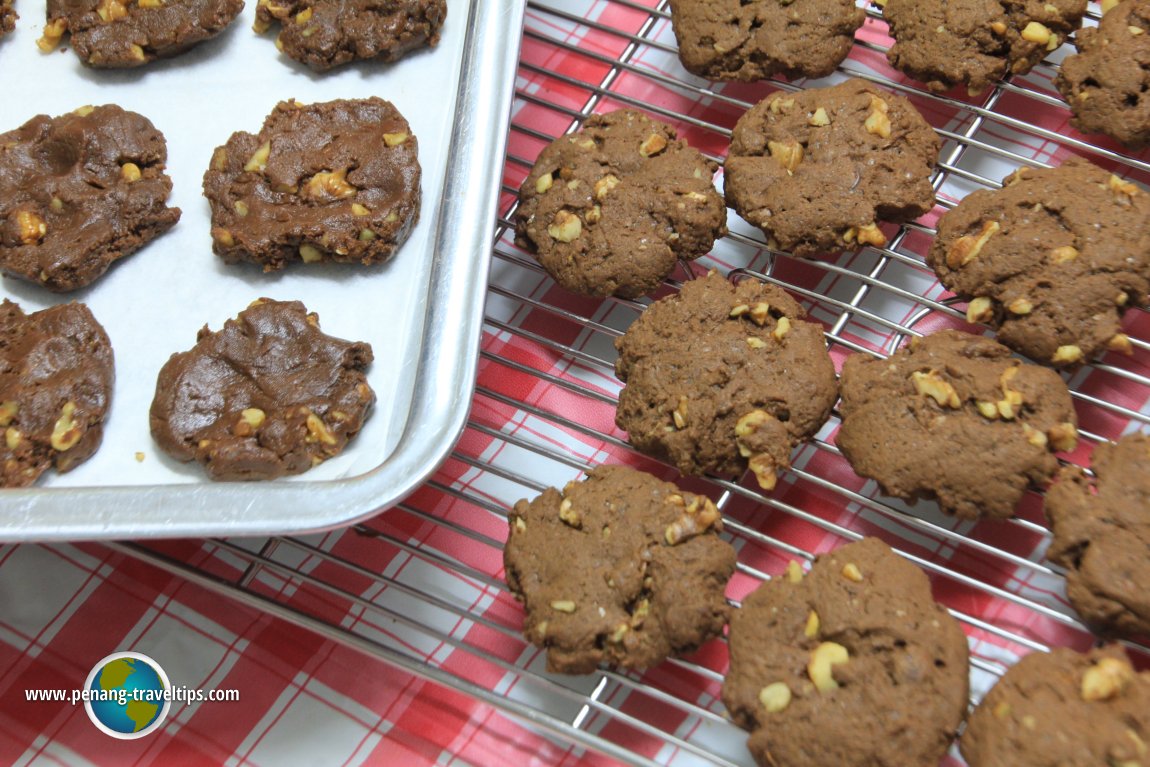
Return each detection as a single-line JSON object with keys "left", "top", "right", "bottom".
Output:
{"left": 0, "top": 0, "right": 527, "bottom": 543}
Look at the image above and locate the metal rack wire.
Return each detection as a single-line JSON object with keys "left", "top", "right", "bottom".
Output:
{"left": 111, "top": 1, "right": 1150, "bottom": 765}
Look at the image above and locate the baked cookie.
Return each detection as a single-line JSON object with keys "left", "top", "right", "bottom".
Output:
{"left": 39, "top": 0, "right": 244, "bottom": 67}
{"left": 837, "top": 329, "right": 1078, "bottom": 520}
{"left": 515, "top": 110, "right": 726, "bottom": 299}
{"left": 614, "top": 270, "right": 838, "bottom": 490}
{"left": 1, "top": 0, "right": 16, "bottom": 37}
{"left": 254, "top": 0, "right": 444, "bottom": 72}
{"left": 667, "top": 0, "right": 865, "bottom": 81}
{"left": 150, "top": 299, "right": 375, "bottom": 481}
{"left": 1056, "top": 0, "right": 1150, "bottom": 149}
{"left": 927, "top": 159, "right": 1150, "bottom": 368}
{"left": 0, "top": 300, "right": 114, "bottom": 487}
{"left": 961, "top": 646, "right": 1150, "bottom": 767}
{"left": 722, "top": 537, "right": 969, "bottom": 767}
{"left": 203, "top": 98, "right": 420, "bottom": 271}
{"left": 504, "top": 464, "right": 736, "bottom": 674}
{"left": 879, "top": 0, "right": 1087, "bottom": 95}
{"left": 1045, "top": 433, "right": 1150, "bottom": 637}
{"left": 0, "top": 105, "right": 181, "bottom": 292}
{"left": 724, "top": 79, "right": 939, "bottom": 258}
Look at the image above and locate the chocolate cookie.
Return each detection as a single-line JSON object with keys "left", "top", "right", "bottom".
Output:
{"left": 879, "top": 0, "right": 1087, "bottom": 95}
{"left": 0, "top": 105, "right": 181, "bottom": 292}
{"left": 514, "top": 109, "right": 726, "bottom": 299}
{"left": 724, "top": 79, "right": 939, "bottom": 258}
{"left": 1045, "top": 433, "right": 1150, "bottom": 637}
{"left": 722, "top": 537, "right": 970, "bottom": 767}
{"left": 39, "top": 0, "right": 244, "bottom": 67}
{"left": 0, "top": 300, "right": 114, "bottom": 487}
{"left": 927, "top": 159, "right": 1150, "bottom": 368}
{"left": 836, "top": 329, "right": 1078, "bottom": 520}
{"left": 254, "top": 0, "right": 445, "bottom": 72}
{"left": 614, "top": 270, "right": 838, "bottom": 490}
{"left": 149, "top": 299, "right": 375, "bottom": 481}
{"left": 203, "top": 98, "right": 420, "bottom": 272}
{"left": 504, "top": 464, "right": 736, "bottom": 674}
{"left": 1056, "top": 0, "right": 1150, "bottom": 149}
{"left": 667, "top": 0, "right": 865, "bottom": 81}
{"left": 961, "top": 646, "right": 1150, "bottom": 767}
{"left": 1, "top": 0, "right": 16, "bottom": 37}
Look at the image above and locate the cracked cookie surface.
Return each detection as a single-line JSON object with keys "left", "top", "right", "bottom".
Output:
{"left": 837, "top": 329, "right": 1077, "bottom": 520}
{"left": 614, "top": 270, "right": 838, "bottom": 490}
{"left": 515, "top": 109, "right": 726, "bottom": 299}
{"left": 0, "top": 105, "right": 181, "bottom": 291}
{"left": 1045, "top": 432, "right": 1150, "bottom": 637}
{"left": 724, "top": 78, "right": 939, "bottom": 258}
{"left": 961, "top": 646, "right": 1150, "bottom": 767}
{"left": 722, "top": 537, "right": 969, "bottom": 767}
{"left": 927, "top": 158, "right": 1150, "bottom": 368}
{"left": 1057, "top": 0, "right": 1150, "bottom": 149}
{"left": 0, "top": 300, "right": 114, "bottom": 487}
{"left": 667, "top": 0, "right": 865, "bottom": 81}
{"left": 254, "top": 0, "right": 445, "bottom": 72}
{"left": 880, "top": 0, "right": 1087, "bottom": 94}
{"left": 149, "top": 299, "right": 375, "bottom": 481}
{"left": 42, "top": 0, "right": 244, "bottom": 67}
{"left": 503, "top": 464, "right": 736, "bottom": 674}
{"left": 203, "top": 98, "right": 420, "bottom": 271}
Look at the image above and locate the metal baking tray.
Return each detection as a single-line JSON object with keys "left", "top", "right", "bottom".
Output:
{"left": 0, "top": 0, "right": 526, "bottom": 541}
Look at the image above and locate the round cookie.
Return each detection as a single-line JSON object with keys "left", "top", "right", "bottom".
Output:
{"left": 927, "top": 159, "right": 1150, "bottom": 368}
{"left": 836, "top": 329, "right": 1078, "bottom": 520}
{"left": 724, "top": 79, "right": 939, "bottom": 258}
{"left": 879, "top": 0, "right": 1087, "bottom": 95}
{"left": 254, "top": 0, "right": 445, "bottom": 72}
{"left": 0, "top": 300, "right": 114, "bottom": 487}
{"left": 0, "top": 105, "right": 181, "bottom": 292}
{"left": 1056, "top": 0, "right": 1150, "bottom": 149}
{"left": 149, "top": 299, "right": 375, "bottom": 481}
{"left": 515, "top": 109, "right": 726, "bottom": 299}
{"left": 202, "top": 98, "right": 420, "bottom": 272}
{"left": 1045, "top": 433, "right": 1150, "bottom": 637}
{"left": 961, "top": 646, "right": 1150, "bottom": 767}
{"left": 614, "top": 270, "right": 838, "bottom": 490}
{"left": 667, "top": 0, "right": 865, "bottom": 81}
{"left": 1, "top": 0, "right": 16, "bottom": 37}
{"left": 503, "top": 464, "right": 736, "bottom": 675}
{"left": 722, "top": 537, "right": 970, "bottom": 767}
{"left": 40, "top": 0, "right": 244, "bottom": 67}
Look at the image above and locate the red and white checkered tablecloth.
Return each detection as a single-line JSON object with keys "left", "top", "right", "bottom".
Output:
{"left": 4, "top": 1, "right": 1150, "bottom": 765}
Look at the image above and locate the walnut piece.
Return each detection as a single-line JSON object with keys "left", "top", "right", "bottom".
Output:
{"left": 808, "top": 641, "right": 849, "bottom": 692}
{"left": 967, "top": 296, "right": 994, "bottom": 324}
{"left": 767, "top": 139, "right": 803, "bottom": 173}
{"left": 864, "top": 96, "right": 892, "bottom": 139}
{"left": 946, "top": 220, "right": 1000, "bottom": 268}
{"left": 1081, "top": 657, "right": 1135, "bottom": 702}
{"left": 664, "top": 493, "right": 722, "bottom": 545}
{"left": 0, "top": 401, "right": 17, "bottom": 428}
{"left": 639, "top": 133, "right": 668, "bottom": 157}
{"left": 50, "top": 402, "right": 82, "bottom": 452}
{"left": 14, "top": 211, "right": 47, "bottom": 246}
{"left": 303, "top": 169, "right": 357, "bottom": 201}
{"left": 547, "top": 210, "right": 582, "bottom": 243}
{"left": 244, "top": 141, "right": 271, "bottom": 173}
{"left": 758, "top": 682, "right": 792, "bottom": 713}
{"left": 911, "top": 370, "right": 960, "bottom": 409}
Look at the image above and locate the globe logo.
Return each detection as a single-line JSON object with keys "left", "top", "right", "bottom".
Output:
{"left": 83, "top": 652, "right": 171, "bottom": 739}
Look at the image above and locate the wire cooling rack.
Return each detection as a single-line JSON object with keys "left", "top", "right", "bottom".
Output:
{"left": 112, "top": 2, "right": 1150, "bottom": 765}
